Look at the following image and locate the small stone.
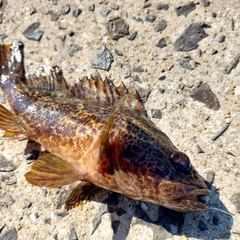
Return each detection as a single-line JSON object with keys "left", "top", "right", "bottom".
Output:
{"left": 136, "top": 87, "right": 151, "bottom": 103}
{"left": 92, "top": 45, "right": 114, "bottom": 71}
{"left": 198, "top": 220, "right": 208, "bottom": 231}
{"left": 196, "top": 144, "right": 205, "bottom": 153}
{"left": 151, "top": 109, "right": 162, "bottom": 119}
{"left": 212, "top": 12, "right": 217, "bottom": 18}
{"left": 23, "top": 198, "right": 32, "bottom": 208}
{"left": 235, "top": 86, "right": 240, "bottom": 95}
{"left": 145, "top": 14, "right": 156, "bottom": 23}
{"left": 0, "top": 227, "right": 18, "bottom": 240}
{"left": 110, "top": 4, "right": 119, "bottom": 10}
{"left": 45, "top": 218, "right": 51, "bottom": 224}
{"left": 190, "top": 83, "right": 220, "bottom": 110}
{"left": 133, "top": 75, "right": 142, "bottom": 83}
{"left": 68, "top": 31, "right": 75, "bottom": 37}
{"left": 127, "top": 31, "right": 137, "bottom": 41}
{"left": 143, "top": 2, "right": 151, "bottom": 9}
{"left": 22, "top": 22, "right": 44, "bottom": 41}
{"left": 224, "top": 54, "right": 240, "bottom": 74}
{"left": 55, "top": 189, "right": 68, "bottom": 209}
{"left": 88, "top": 4, "right": 95, "bottom": 12}
{"left": 29, "top": 6, "right": 36, "bottom": 15}
{"left": 177, "top": 55, "right": 196, "bottom": 70}
{"left": 174, "top": 23, "right": 209, "bottom": 52}
{"left": 0, "top": 156, "right": 16, "bottom": 172}
{"left": 198, "top": 49, "right": 202, "bottom": 57}
{"left": 231, "top": 18, "right": 235, "bottom": 31}
{"left": 61, "top": 4, "right": 70, "bottom": 15}
{"left": 114, "top": 49, "right": 123, "bottom": 56}
{"left": 100, "top": 9, "right": 111, "bottom": 17}
{"left": 159, "top": 88, "right": 165, "bottom": 94}
{"left": 158, "top": 76, "right": 166, "bottom": 81}
{"left": 48, "top": 10, "right": 59, "bottom": 21}
{"left": 206, "top": 171, "right": 215, "bottom": 184}
{"left": 218, "top": 35, "right": 225, "bottom": 43}
{"left": 0, "top": 12, "right": 2, "bottom": 24}
{"left": 201, "top": 0, "right": 210, "bottom": 7}
{"left": 155, "top": 20, "right": 167, "bottom": 32}
{"left": 156, "top": 38, "right": 167, "bottom": 48}
{"left": 56, "top": 211, "right": 67, "bottom": 217}
{"left": 157, "top": 4, "right": 169, "bottom": 11}
{"left": 211, "top": 49, "right": 218, "bottom": 55}
{"left": 230, "top": 193, "right": 240, "bottom": 213}
{"left": 69, "top": 43, "right": 82, "bottom": 57}
{"left": 107, "top": 17, "right": 129, "bottom": 40}
{"left": 60, "top": 35, "right": 66, "bottom": 42}
{"left": 175, "top": 3, "right": 196, "bottom": 17}
{"left": 132, "top": 66, "right": 144, "bottom": 73}
{"left": 69, "top": 228, "right": 78, "bottom": 240}
{"left": 72, "top": 8, "right": 82, "bottom": 18}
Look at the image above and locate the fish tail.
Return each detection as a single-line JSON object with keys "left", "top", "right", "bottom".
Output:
{"left": 0, "top": 42, "right": 25, "bottom": 88}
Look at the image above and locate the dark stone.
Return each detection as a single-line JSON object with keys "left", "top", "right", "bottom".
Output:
{"left": 218, "top": 35, "right": 226, "bottom": 43}
{"left": 0, "top": 156, "right": 16, "bottom": 172}
{"left": 56, "top": 211, "right": 67, "bottom": 217}
{"left": 112, "top": 220, "right": 120, "bottom": 234}
{"left": 116, "top": 207, "right": 127, "bottom": 216}
{"left": 69, "top": 228, "right": 78, "bottom": 240}
{"left": 22, "top": 22, "right": 44, "bottom": 41}
{"left": 45, "top": 218, "right": 51, "bottom": 224}
{"left": 212, "top": 12, "right": 217, "bottom": 18}
{"left": 224, "top": 54, "right": 240, "bottom": 74}
{"left": 190, "top": 83, "right": 220, "bottom": 110}
{"left": 198, "top": 220, "right": 208, "bottom": 231}
{"left": 55, "top": 189, "right": 68, "bottom": 209}
{"left": 69, "top": 43, "right": 82, "bottom": 57}
{"left": 92, "top": 45, "right": 114, "bottom": 71}
{"left": 206, "top": 171, "right": 215, "bottom": 184}
{"left": 23, "top": 198, "right": 32, "bottom": 208}
{"left": 29, "top": 6, "right": 36, "bottom": 15}
{"left": 60, "top": 35, "right": 66, "bottom": 42}
{"left": 230, "top": 193, "right": 240, "bottom": 213}
{"left": 231, "top": 18, "right": 235, "bottom": 30}
{"left": 151, "top": 109, "right": 162, "bottom": 119}
{"left": 88, "top": 4, "right": 95, "bottom": 12}
{"left": 61, "top": 4, "right": 70, "bottom": 15}
{"left": 72, "top": 8, "right": 82, "bottom": 18}
{"left": 159, "top": 87, "right": 165, "bottom": 94}
{"left": 110, "top": 4, "right": 119, "bottom": 10}
{"left": 0, "top": 12, "right": 2, "bottom": 24}
{"left": 136, "top": 87, "right": 151, "bottom": 103}
{"left": 68, "top": 31, "right": 75, "bottom": 37}
{"left": 100, "top": 9, "right": 111, "bottom": 17}
{"left": 0, "top": 227, "right": 18, "bottom": 240}
{"left": 47, "top": 11, "right": 59, "bottom": 21}
{"left": 157, "top": 4, "right": 169, "bottom": 11}
{"left": 174, "top": 23, "right": 209, "bottom": 52}
{"left": 127, "top": 31, "right": 137, "bottom": 41}
{"left": 155, "top": 20, "right": 167, "bottom": 32}
{"left": 143, "top": 2, "right": 152, "bottom": 9}
{"left": 196, "top": 144, "right": 205, "bottom": 153}
{"left": 201, "top": 0, "right": 210, "bottom": 7}
{"left": 156, "top": 38, "right": 167, "bottom": 48}
{"left": 114, "top": 48, "right": 123, "bottom": 56}
{"left": 158, "top": 75, "right": 166, "bottom": 81}
{"left": 212, "top": 216, "right": 219, "bottom": 225}
{"left": 132, "top": 66, "right": 144, "bottom": 73}
{"left": 177, "top": 55, "right": 195, "bottom": 70}
{"left": 107, "top": 17, "right": 129, "bottom": 40}
{"left": 133, "top": 75, "right": 142, "bottom": 83}
{"left": 212, "top": 49, "right": 218, "bottom": 55}
{"left": 198, "top": 48, "right": 202, "bottom": 57}
{"left": 145, "top": 14, "right": 156, "bottom": 23}
{"left": 176, "top": 3, "right": 196, "bottom": 17}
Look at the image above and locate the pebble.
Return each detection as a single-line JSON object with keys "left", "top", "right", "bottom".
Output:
{"left": 174, "top": 23, "right": 209, "bottom": 52}
{"left": 143, "top": 2, "right": 151, "bottom": 9}
{"left": 72, "top": 8, "right": 82, "bottom": 18}
{"left": 157, "top": 4, "right": 169, "bottom": 11}
{"left": 0, "top": 227, "right": 18, "bottom": 240}
{"left": 69, "top": 228, "right": 78, "bottom": 240}
{"left": 175, "top": 3, "right": 196, "bottom": 17}
{"left": 224, "top": 54, "right": 240, "bottom": 75}
{"left": 0, "top": 156, "right": 16, "bottom": 172}
{"left": 100, "top": 9, "right": 111, "bottom": 18}
{"left": 22, "top": 22, "right": 44, "bottom": 41}
{"left": 56, "top": 211, "right": 67, "bottom": 217}
{"left": 177, "top": 55, "right": 195, "bottom": 70}
{"left": 198, "top": 220, "right": 208, "bottom": 231}
{"left": 114, "top": 48, "right": 123, "bottom": 56}
{"left": 190, "top": 83, "right": 220, "bottom": 110}
{"left": 235, "top": 86, "right": 240, "bottom": 95}
{"left": 159, "top": 75, "right": 166, "bottom": 81}
{"left": 154, "top": 20, "right": 167, "bottom": 32}
{"left": 133, "top": 75, "right": 142, "bottom": 83}
{"left": 212, "top": 12, "right": 217, "bottom": 18}
{"left": 136, "top": 87, "right": 151, "bottom": 103}
{"left": 23, "top": 198, "right": 32, "bottom": 208}
{"left": 145, "top": 14, "right": 156, "bottom": 23}
{"left": 201, "top": 0, "right": 210, "bottom": 7}
{"left": 127, "top": 31, "right": 137, "bottom": 41}
{"left": 196, "top": 144, "right": 205, "bottom": 153}
{"left": 151, "top": 109, "right": 162, "bottom": 119}
{"left": 230, "top": 193, "right": 240, "bottom": 213}
{"left": 0, "top": 12, "right": 2, "bottom": 24}
{"left": 29, "top": 6, "right": 36, "bottom": 15}
{"left": 218, "top": 35, "right": 226, "bottom": 43}
{"left": 156, "top": 38, "right": 167, "bottom": 48}
{"left": 92, "top": 45, "right": 114, "bottom": 71}
{"left": 107, "top": 17, "right": 129, "bottom": 40}
{"left": 55, "top": 189, "right": 69, "bottom": 209}
{"left": 47, "top": 10, "right": 59, "bottom": 21}
{"left": 61, "top": 4, "right": 70, "bottom": 15}
{"left": 69, "top": 43, "right": 82, "bottom": 57}
{"left": 132, "top": 66, "right": 144, "bottom": 73}
{"left": 88, "top": 4, "right": 95, "bottom": 12}
{"left": 110, "top": 4, "right": 119, "bottom": 10}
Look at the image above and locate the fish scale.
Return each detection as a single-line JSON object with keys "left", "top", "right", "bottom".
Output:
{"left": 0, "top": 42, "right": 210, "bottom": 213}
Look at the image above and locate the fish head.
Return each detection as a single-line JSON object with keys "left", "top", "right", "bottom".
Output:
{"left": 112, "top": 127, "right": 210, "bottom": 213}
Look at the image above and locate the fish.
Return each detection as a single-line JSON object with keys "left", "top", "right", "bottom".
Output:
{"left": 0, "top": 42, "right": 210, "bottom": 213}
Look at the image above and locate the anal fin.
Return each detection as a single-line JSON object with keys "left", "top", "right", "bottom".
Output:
{"left": 0, "top": 104, "right": 27, "bottom": 140}
{"left": 65, "top": 182, "right": 102, "bottom": 210}
{"left": 25, "top": 153, "right": 80, "bottom": 188}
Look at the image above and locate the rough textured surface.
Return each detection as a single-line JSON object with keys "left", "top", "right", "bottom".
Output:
{"left": 0, "top": 1, "right": 240, "bottom": 240}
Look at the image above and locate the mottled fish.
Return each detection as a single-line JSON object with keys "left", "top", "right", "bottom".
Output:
{"left": 0, "top": 42, "right": 210, "bottom": 213}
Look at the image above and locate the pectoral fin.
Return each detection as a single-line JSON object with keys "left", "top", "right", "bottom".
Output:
{"left": 25, "top": 153, "right": 80, "bottom": 188}
{"left": 0, "top": 104, "right": 27, "bottom": 140}
{"left": 65, "top": 182, "right": 102, "bottom": 210}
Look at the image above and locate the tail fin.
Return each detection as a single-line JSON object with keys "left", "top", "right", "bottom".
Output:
{"left": 0, "top": 42, "right": 25, "bottom": 87}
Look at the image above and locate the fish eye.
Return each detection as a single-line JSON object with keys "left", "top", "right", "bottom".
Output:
{"left": 169, "top": 151, "right": 192, "bottom": 174}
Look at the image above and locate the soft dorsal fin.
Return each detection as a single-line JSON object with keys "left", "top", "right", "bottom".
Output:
{"left": 25, "top": 66, "right": 144, "bottom": 113}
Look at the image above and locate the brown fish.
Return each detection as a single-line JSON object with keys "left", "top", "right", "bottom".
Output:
{"left": 0, "top": 42, "right": 210, "bottom": 213}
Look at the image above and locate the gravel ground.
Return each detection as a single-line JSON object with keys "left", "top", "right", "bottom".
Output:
{"left": 0, "top": 0, "right": 240, "bottom": 240}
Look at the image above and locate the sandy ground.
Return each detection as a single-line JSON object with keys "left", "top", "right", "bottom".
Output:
{"left": 0, "top": 0, "right": 240, "bottom": 239}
